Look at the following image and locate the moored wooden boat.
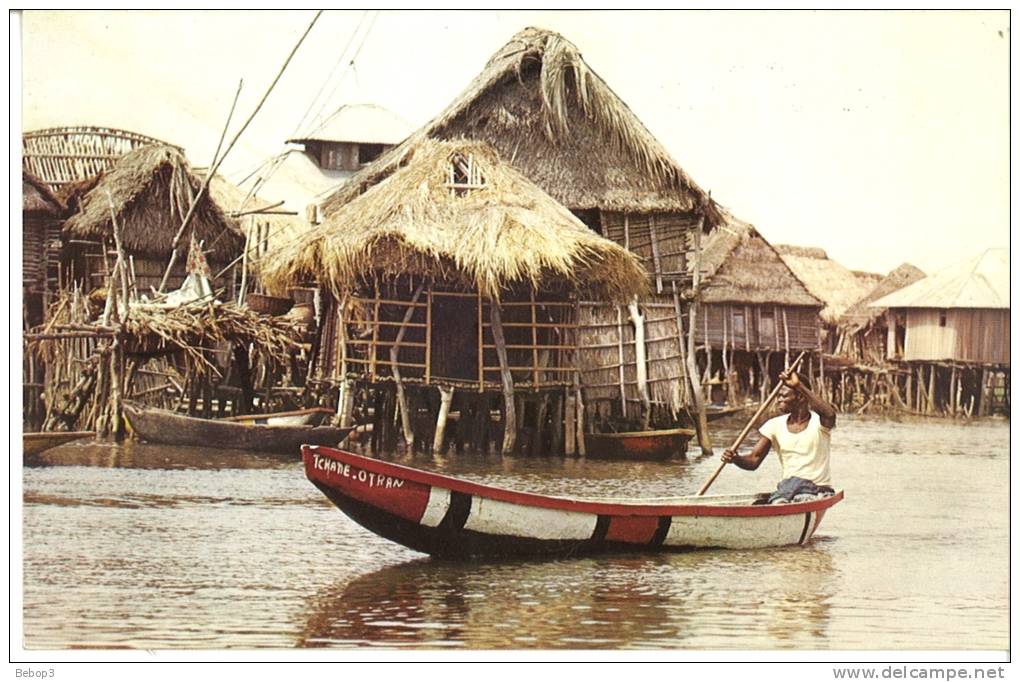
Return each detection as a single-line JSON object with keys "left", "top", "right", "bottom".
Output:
{"left": 124, "top": 403, "right": 352, "bottom": 455}
{"left": 583, "top": 427, "right": 695, "bottom": 461}
{"left": 23, "top": 431, "right": 95, "bottom": 455}
{"left": 222, "top": 406, "right": 333, "bottom": 427}
{"left": 303, "top": 445, "right": 844, "bottom": 559}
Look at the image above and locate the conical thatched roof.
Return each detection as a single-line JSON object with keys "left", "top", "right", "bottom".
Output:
{"left": 23, "top": 170, "right": 65, "bottom": 216}
{"left": 774, "top": 244, "right": 873, "bottom": 325}
{"left": 62, "top": 145, "right": 244, "bottom": 262}
{"left": 840, "top": 263, "right": 926, "bottom": 331}
{"left": 870, "top": 249, "right": 1008, "bottom": 310}
{"left": 258, "top": 138, "right": 648, "bottom": 303}
{"left": 701, "top": 217, "right": 821, "bottom": 307}
{"left": 319, "top": 27, "right": 721, "bottom": 225}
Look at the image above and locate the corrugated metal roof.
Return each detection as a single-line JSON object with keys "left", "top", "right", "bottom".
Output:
{"left": 870, "top": 248, "right": 1009, "bottom": 309}
{"left": 288, "top": 103, "right": 412, "bottom": 146}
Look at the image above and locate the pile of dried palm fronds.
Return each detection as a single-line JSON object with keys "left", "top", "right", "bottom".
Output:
{"left": 123, "top": 300, "right": 302, "bottom": 377}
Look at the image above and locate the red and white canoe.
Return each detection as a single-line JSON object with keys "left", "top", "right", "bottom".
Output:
{"left": 303, "top": 445, "right": 844, "bottom": 559}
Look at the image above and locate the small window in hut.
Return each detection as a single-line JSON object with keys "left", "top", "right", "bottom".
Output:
{"left": 358, "top": 143, "right": 385, "bottom": 166}
{"left": 759, "top": 309, "right": 776, "bottom": 346}
{"left": 731, "top": 309, "right": 746, "bottom": 338}
{"left": 447, "top": 153, "right": 485, "bottom": 196}
{"left": 939, "top": 311, "right": 947, "bottom": 327}
{"left": 321, "top": 144, "right": 344, "bottom": 170}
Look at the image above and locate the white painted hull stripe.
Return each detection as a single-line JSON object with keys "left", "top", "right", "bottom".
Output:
{"left": 420, "top": 487, "right": 451, "bottom": 528}
{"left": 463, "top": 496, "right": 598, "bottom": 540}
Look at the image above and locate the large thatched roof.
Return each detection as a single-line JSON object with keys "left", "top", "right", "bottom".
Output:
{"left": 23, "top": 170, "right": 65, "bottom": 216}
{"left": 774, "top": 244, "right": 873, "bottom": 324}
{"left": 259, "top": 138, "right": 648, "bottom": 303}
{"left": 62, "top": 145, "right": 244, "bottom": 262}
{"left": 319, "top": 27, "right": 721, "bottom": 225}
{"left": 840, "top": 263, "right": 925, "bottom": 331}
{"left": 870, "top": 249, "right": 1008, "bottom": 310}
{"left": 701, "top": 217, "right": 821, "bottom": 307}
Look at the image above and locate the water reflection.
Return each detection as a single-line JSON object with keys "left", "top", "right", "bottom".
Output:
{"left": 24, "top": 440, "right": 298, "bottom": 470}
{"left": 298, "top": 545, "right": 836, "bottom": 649}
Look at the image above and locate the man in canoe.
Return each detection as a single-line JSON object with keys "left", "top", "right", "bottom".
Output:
{"left": 720, "top": 369, "right": 837, "bottom": 504}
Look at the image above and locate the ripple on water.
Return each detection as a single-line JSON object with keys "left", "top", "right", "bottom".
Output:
{"left": 22, "top": 417, "right": 1009, "bottom": 649}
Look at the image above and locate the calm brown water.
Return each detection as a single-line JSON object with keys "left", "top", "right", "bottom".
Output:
{"left": 21, "top": 415, "right": 1009, "bottom": 650}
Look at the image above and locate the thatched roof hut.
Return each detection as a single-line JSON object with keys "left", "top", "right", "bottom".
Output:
{"left": 260, "top": 138, "right": 647, "bottom": 303}
{"left": 841, "top": 263, "right": 926, "bottom": 332}
{"left": 23, "top": 170, "right": 65, "bottom": 216}
{"left": 701, "top": 218, "right": 820, "bottom": 307}
{"left": 62, "top": 145, "right": 244, "bottom": 263}
{"left": 774, "top": 244, "right": 873, "bottom": 324}
{"left": 318, "top": 27, "right": 721, "bottom": 227}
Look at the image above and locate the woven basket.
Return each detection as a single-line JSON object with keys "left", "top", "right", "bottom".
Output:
{"left": 246, "top": 293, "right": 293, "bottom": 316}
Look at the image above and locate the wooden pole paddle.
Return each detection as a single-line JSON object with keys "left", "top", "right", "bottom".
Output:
{"left": 695, "top": 350, "right": 808, "bottom": 496}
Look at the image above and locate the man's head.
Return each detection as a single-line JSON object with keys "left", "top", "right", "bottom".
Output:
{"left": 777, "top": 385, "right": 807, "bottom": 414}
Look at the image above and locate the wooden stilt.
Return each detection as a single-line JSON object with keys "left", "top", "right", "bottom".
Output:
{"left": 627, "top": 300, "right": 651, "bottom": 429}
{"left": 575, "top": 385, "right": 587, "bottom": 456}
{"left": 550, "top": 391, "right": 564, "bottom": 456}
{"left": 391, "top": 284, "right": 424, "bottom": 449}
{"left": 927, "top": 365, "right": 936, "bottom": 415}
{"left": 673, "top": 283, "right": 711, "bottom": 454}
{"left": 489, "top": 300, "right": 516, "bottom": 455}
{"left": 433, "top": 385, "right": 454, "bottom": 453}
{"left": 564, "top": 388, "right": 576, "bottom": 456}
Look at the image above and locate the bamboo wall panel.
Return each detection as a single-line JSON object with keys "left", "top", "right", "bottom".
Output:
{"left": 317, "top": 289, "right": 577, "bottom": 390}
{"left": 902, "top": 308, "right": 1010, "bottom": 364}
{"left": 697, "top": 304, "right": 820, "bottom": 351}
{"left": 577, "top": 295, "right": 689, "bottom": 419}
{"left": 601, "top": 211, "right": 698, "bottom": 287}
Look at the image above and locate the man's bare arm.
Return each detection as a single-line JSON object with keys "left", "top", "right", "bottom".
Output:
{"left": 721, "top": 436, "right": 772, "bottom": 470}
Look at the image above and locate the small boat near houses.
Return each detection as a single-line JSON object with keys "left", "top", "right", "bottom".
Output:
{"left": 303, "top": 445, "right": 844, "bottom": 559}
{"left": 222, "top": 406, "right": 334, "bottom": 427}
{"left": 583, "top": 428, "right": 696, "bottom": 461}
{"left": 23, "top": 431, "right": 95, "bottom": 456}
{"left": 124, "top": 403, "right": 352, "bottom": 455}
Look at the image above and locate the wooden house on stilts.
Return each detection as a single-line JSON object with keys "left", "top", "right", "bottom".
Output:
{"left": 60, "top": 145, "right": 246, "bottom": 296}
{"left": 869, "top": 248, "right": 1009, "bottom": 417}
{"left": 260, "top": 138, "right": 647, "bottom": 456}
{"left": 837, "top": 263, "right": 926, "bottom": 365}
{"left": 314, "top": 27, "right": 724, "bottom": 451}
{"left": 695, "top": 218, "right": 823, "bottom": 405}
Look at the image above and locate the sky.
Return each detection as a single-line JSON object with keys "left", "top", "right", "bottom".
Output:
{"left": 16, "top": 9, "right": 1011, "bottom": 275}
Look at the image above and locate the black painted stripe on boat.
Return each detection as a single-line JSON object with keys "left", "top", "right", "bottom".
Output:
{"left": 798, "top": 512, "right": 812, "bottom": 545}
{"left": 438, "top": 491, "right": 472, "bottom": 530}
{"left": 592, "top": 515, "right": 610, "bottom": 543}
{"left": 651, "top": 516, "right": 672, "bottom": 547}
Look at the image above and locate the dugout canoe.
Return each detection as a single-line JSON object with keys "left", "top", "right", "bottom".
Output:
{"left": 124, "top": 403, "right": 352, "bottom": 455}
{"left": 303, "top": 445, "right": 844, "bottom": 559}
{"left": 222, "top": 406, "right": 333, "bottom": 426}
{"left": 23, "top": 431, "right": 95, "bottom": 455}
{"left": 583, "top": 428, "right": 695, "bottom": 461}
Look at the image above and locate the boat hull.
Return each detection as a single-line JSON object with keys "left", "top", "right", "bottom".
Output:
{"left": 223, "top": 407, "right": 333, "bottom": 426}
{"left": 584, "top": 428, "right": 695, "bottom": 461}
{"left": 23, "top": 431, "right": 94, "bottom": 455}
{"left": 304, "top": 445, "right": 843, "bottom": 559}
{"left": 124, "top": 404, "right": 351, "bottom": 455}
